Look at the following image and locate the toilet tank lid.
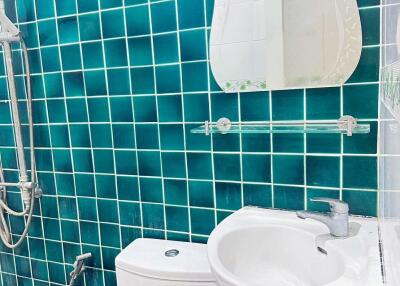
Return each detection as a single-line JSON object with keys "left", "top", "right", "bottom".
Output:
{"left": 115, "top": 238, "right": 215, "bottom": 282}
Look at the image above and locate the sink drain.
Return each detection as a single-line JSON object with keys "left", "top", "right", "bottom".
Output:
{"left": 165, "top": 249, "right": 180, "bottom": 257}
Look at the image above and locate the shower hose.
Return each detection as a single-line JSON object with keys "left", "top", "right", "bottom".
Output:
{"left": 0, "top": 37, "right": 36, "bottom": 249}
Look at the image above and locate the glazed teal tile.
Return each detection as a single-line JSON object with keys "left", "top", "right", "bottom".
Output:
{"left": 79, "top": 13, "right": 101, "bottom": 41}
{"left": 131, "top": 67, "right": 155, "bottom": 94}
{"left": 140, "top": 178, "right": 163, "bottom": 203}
{"left": 0, "top": 253, "right": 15, "bottom": 273}
{"left": 34, "top": 126, "right": 50, "bottom": 147}
{"left": 306, "top": 134, "right": 341, "bottom": 154}
{"left": 142, "top": 203, "right": 164, "bottom": 229}
{"left": 273, "top": 134, "right": 304, "bottom": 153}
{"left": 63, "top": 242, "right": 81, "bottom": 264}
{"left": 47, "top": 99, "right": 66, "bottom": 123}
{"left": 113, "top": 124, "right": 135, "bottom": 149}
{"left": 33, "top": 101, "right": 48, "bottom": 123}
{"left": 126, "top": 5, "right": 150, "bottom": 36}
{"left": 28, "top": 50, "right": 42, "bottom": 73}
{"left": 31, "top": 260, "right": 49, "bottom": 281}
{"left": 240, "top": 92, "right": 269, "bottom": 121}
{"left": 44, "top": 73, "right": 64, "bottom": 98}
{"left": 160, "top": 124, "right": 184, "bottom": 150}
{"left": 50, "top": 124, "right": 69, "bottom": 148}
{"left": 75, "top": 174, "right": 96, "bottom": 197}
{"left": 213, "top": 133, "right": 240, "bottom": 152}
{"left": 158, "top": 95, "right": 183, "bottom": 122}
{"left": 101, "top": 0, "right": 122, "bottom": 8}
{"left": 343, "top": 190, "right": 377, "bottom": 216}
{"left": 274, "top": 186, "right": 305, "bottom": 210}
{"left": 82, "top": 245, "right": 102, "bottom": 268}
{"left": 347, "top": 47, "right": 379, "bottom": 83}
{"left": 344, "top": 121, "right": 377, "bottom": 154}
{"left": 58, "top": 197, "right": 77, "bottom": 220}
{"left": 37, "top": 173, "right": 56, "bottom": 195}
{"left": 143, "top": 229, "right": 165, "bottom": 239}
{"left": 187, "top": 152, "right": 212, "bottom": 179}
{"left": 182, "top": 62, "right": 208, "bottom": 92}
{"left": 242, "top": 154, "right": 271, "bottom": 183}
{"left": 98, "top": 199, "right": 119, "bottom": 223}
{"left": 136, "top": 124, "right": 159, "bottom": 149}
{"left": 128, "top": 36, "right": 153, "bottom": 66}
{"left": 117, "top": 176, "right": 139, "bottom": 201}
{"left": 137, "top": 151, "right": 161, "bottom": 176}
{"left": 161, "top": 152, "right": 186, "bottom": 178}
{"left": 189, "top": 181, "right": 214, "bottom": 208}
{"left": 211, "top": 92, "right": 239, "bottom": 121}
{"left": 307, "top": 188, "right": 339, "bottom": 212}
{"left": 214, "top": 154, "right": 241, "bottom": 181}
{"left": 70, "top": 124, "right": 90, "bottom": 147}
{"left": 306, "top": 156, "right": 340, "bottom": 188}
{"left": 55, "top": 0, "right": 76, "bottom": 16}
{"left": 151, "top": 1, "right": 177, "bottom": 33}
{"left": 166, "top": 206, "right": 189, "bottom": 232}
{"left": 102, "top": 9, "right": 125, "bottom": 38}
{"left": 30, "top": 238, "right": 46, "bottom": 260}
{"left": 96, "top": 175, "right": 117, "bottom": 198}
{"left": 93, "top": 150, "right": 115, "bottom": 173}
{"left": 360, "top": 8, "right": 380, "bottom": 45}
{"left": 72, "top": 149, "right": 93, "bottom": 172}
{"left": 41, "top": 47, "right": 61, "bottom": 72}
{"left": 55, "top": 173, "right": 75, "bottom": 196}
{"left": 35, "top": 0, "right": 55, "bottom": 19}
{"left": 102, "top": 247, "right": 119, "bottom": 270}
{"left": 107, "top": 69, "right": 130, "bottom": 95}
{"left": 343, "top": 156, "right": 377, "bottom": 189}
{"left": 100, "top": 223, "right": 120, "bottom": 248}
{"left": 64, "top": 72, "right": 84, "bottom": 97}
{"left": 58, "top": 17, "right": 79, "bottom": 44}
{"left": 53, "top": 149, "right": 72, "bottom": 172}
{"left": 306, "top": 87, "right": 340, "bottom": 120}
{"left": 134, "top": 96, "right": 158, "bottom": 122}
{"left": 88, "top": 98, "right": 110, "bottom": 122}
{"left": 104, "top": 270, "right": 117, "bottom": 284}
{"left": 357, "top": 0, "right": 379, "bottom": 6}
{"left": 164, "top": 179, "right": 188, "bottom": 206}
{"left": 190, "top": 208, "right": 215, "bottom": 235}
{"left": 178, "top": 0, "right": 205, "bottom": 29}
{"left": 16, "top": 256, "right": 31, "bottom": 277}
{"left": 110, "top": 97, "right": 133, "bottom": 122}
{"left": 119, "top": 202, "right": 141, "bottom": 226}
{"left": 343, "top": 84, "right": 378, "bottom": 119}
{"left": 242, "top": 134, "right": 271, "bottom": 152}
{"left": 28, "top": 217, "right": 44, "bottom": 238}
{"left": 155, "top": 65, "right": 181, "bottom": 93}
{"left": 82, "top": 42, "right": 104, "bottom": 69}
{"left": 115, "top": 150, "right": 137, "bottom": 175}
{"left": 78, "top": 198, "right": 98, "bottom": 221}
{"left": 184, "top": 93, "right": 209, "bottom": 122}
{"left": 16, "top": 0, "right": 35, "bottom": 22}
{"left": 273, "top": 155, "right": 304, "bottom": 185}
{"left": 180, "top": 29, "right": 207, "bottom": 61}
{"left": 0, "top": 127, "right": 15, "bottom": 146}
{"left": 38, "top": 19, "right": 58, "bottom": 46}
{"left": 167, "top": 232, "right": 190, "bottom": 242}
{"left": 104, "top": 39, "right": 128, "bottom": 67}
{"left": 216, "top": 182, "right": 241, "bottom": 210}
{"left": 60, "top": 44, "right": 81, "bottom": 70}
{"left": 243, "top": 184, "right": 272, "bottom": 208}
{"left": 272, "top": 89, "right": 304, "bottom": 120}
{"left": 61, "top": 220, "right": 79, "bottom": 243}
{"left": 35, "top": 150, "right": 53, "bottom": 172}
{"left": 21, "top": 23, "right": 39, "bottom": 48}
{"left": 154, "top": 33, "right": 179, "bottom": 64}
{"left": 77, "top": 0, "right": 98, "bottom": 12}
{"left": 85, "top": 70, "right": 107, "bottom": 96}
{"left": 48, "top": 262, "right": 66, "bottom": 285}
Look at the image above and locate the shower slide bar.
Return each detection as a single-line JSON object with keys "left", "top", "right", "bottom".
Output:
{"left": 0, "top": 2, "right": 39, "bottom": 248}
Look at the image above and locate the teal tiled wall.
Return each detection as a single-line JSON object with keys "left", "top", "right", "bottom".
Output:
{"left": 0, "top": 0, "right": 380, "bottom": 285}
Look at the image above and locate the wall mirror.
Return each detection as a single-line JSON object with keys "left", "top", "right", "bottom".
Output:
{"left": 210, "top": 0, "right": 362, "bottom": 93}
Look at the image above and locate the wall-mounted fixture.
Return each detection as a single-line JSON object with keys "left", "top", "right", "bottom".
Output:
{"left": 210, "top": 0, "right": 362, "bottom": 92}
{"left": 191, "top": 116, "right": 370, "bottom": 137}
{"left": 0, "top": 2, "right": 39, "bottom": 248}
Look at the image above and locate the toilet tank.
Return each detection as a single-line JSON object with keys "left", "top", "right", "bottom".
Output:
{"left": 115, "top": 238, "right": 217, "bottom": 286}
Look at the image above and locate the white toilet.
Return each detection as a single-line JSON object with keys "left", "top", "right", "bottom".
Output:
{"left": 115, "top": 238, "right": 217, "bottom": 285}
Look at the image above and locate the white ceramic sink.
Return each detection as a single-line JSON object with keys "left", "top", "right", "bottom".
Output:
{"left": 207, "top": 207, "right": 382, "bottom": 286}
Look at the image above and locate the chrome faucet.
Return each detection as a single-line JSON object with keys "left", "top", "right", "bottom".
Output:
{"left": 296, "top": 198, "right": 349, "bottom": 237}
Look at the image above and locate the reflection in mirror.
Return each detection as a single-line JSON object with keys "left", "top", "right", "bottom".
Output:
{"left": 210, "top": 0, "right": 362, "bottom": 93}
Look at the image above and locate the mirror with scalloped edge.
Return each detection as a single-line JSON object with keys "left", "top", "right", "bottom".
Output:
{"left": 210, "top": 0, "right": 362, "bottom": 93}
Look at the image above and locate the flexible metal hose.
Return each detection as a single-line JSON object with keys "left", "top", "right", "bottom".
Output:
{"left": 0, "top": 37, "right": 36, "bottom": 248}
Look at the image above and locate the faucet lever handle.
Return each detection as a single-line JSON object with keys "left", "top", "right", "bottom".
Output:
{"left": 310, "top": 197, "right": 349, "bottom": 214}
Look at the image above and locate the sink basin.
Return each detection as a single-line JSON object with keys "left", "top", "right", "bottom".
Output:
{"left": 207, "top": 207, "right": 382, "bottom": 286}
